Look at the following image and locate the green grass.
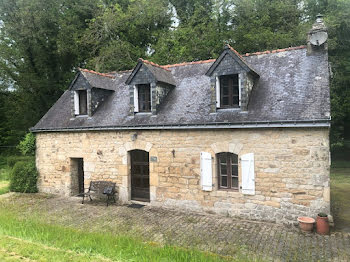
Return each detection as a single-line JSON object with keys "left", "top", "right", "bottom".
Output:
{"left": 0, "top": 235, "right": 115, "bottom": 262}
{"left": 0, "top": 206, "right": 236, "bottom": 262}
{"left": 0, "top": 181, "right": 9, "bottom": 195}
{"left": 0, "top": 156, "right": 10, "bottom": 195}
{"left": 330, "top": 160, "right": 350, "bottom": 232}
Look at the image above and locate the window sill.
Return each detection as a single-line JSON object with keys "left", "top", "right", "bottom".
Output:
{"left": 216, "top": 108, "right": 241, "bottom": 112}
{"left": 135, "top": 112, "right": 152, "bottom": 115}
{"left": 75, "top": 115, "right": 89, "bottom": 118}
{"left": 218, "top": 188, "right": 239, "bottom": 192}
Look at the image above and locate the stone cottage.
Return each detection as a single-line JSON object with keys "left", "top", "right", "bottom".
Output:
{"left": 31, "top": 17, "right": 331, "bottom": 223}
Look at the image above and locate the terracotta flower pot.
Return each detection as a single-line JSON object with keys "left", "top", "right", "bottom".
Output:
{"left": 316, "top": 215, "right": 329, "bottom": 235}
{"left": 297, "top": 217, "right": 315, "bottom": 232}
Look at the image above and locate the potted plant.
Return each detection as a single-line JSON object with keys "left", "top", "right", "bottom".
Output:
{"left": 297, "top": 217, "right": 315, "bottom": 232}
{"left": 316, "top": 213, "right": 329, "bottom": 235}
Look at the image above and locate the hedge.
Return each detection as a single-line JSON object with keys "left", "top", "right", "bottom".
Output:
{"left": 9, "top": 161, "right": 38, "bottom": 193}
{"left": 7, "top": 156, "right": 35, "bottom": 168}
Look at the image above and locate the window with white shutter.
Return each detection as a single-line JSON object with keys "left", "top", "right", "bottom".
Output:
{"left": 74, "top": 90, "right": 88, "bottom": 116}
{"left": 216, "top": 74, "right": 241, "bottom": 109}
{"left": 241, "top": 153, "right": 255, "bottom": 195}
{"left": 200, "top": 152, "right": 212, "bottom": 191}
{"left": 138, "top": 84, "right": 151, "bottom": 112}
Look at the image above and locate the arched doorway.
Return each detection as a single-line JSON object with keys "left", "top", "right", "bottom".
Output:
{"left": 130, "top": 150, "right": 150, "bottom": 202}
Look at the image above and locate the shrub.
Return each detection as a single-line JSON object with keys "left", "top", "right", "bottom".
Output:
{"left": 7, "top": 156, "right": 35, "bottom": 168}
{"left": 17, "top": 133, "right": 36, "bottom": 156}
{"left": 9, "top": 161, "right": 38, "bottom": 193}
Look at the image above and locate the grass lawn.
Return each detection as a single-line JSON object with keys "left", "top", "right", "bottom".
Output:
{"left": 330, "top": 160, "right": 350, "bottom": 232}
{"left": 0, "top": 202, "right": 242, "bottom": 262}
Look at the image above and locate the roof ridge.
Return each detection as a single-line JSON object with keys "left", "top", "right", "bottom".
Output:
{"left": 243, "top": 45, "right": 307, "bottom": 57}
{"left": 81, "top": 45, "right": 308, "bottom": 75}
{"left": 163, "top": 59, "right": 216, "bottom": 68}
{"left": 79, "top": 68, "right": 114, "bottom": 79}
{"left": 226, "top": 44, "right": 245, "bottom": 59}
{"left": 163, "top": 45, "right": 307, "bottom": 68}
{"left": 139, "top": 58, "right": 171, "bottom": 72}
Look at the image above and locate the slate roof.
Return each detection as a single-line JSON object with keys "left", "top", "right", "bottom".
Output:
{"left": 32, "top": 46, "right": 330, "bottom": 132}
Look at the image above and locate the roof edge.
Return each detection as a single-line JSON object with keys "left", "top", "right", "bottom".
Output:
{"left": 79, "top": 68, "right": 114, "bottom": 78}
{"left": 31, "top": 119, "right": 330, "bottom": 133}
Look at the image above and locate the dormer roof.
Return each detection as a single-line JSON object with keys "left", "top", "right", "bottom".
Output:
{"left": 125, "top": 58, "right": 176, "bottom": 86}
{"left": 206, "top": 45, "right": 259, "bottom": 78}
{"left": 68, "top": 69, "right": 116, "bottom": 91}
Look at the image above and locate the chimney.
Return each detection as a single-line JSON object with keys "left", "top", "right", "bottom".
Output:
{"left": 307, "top": 14, "right": 328, "bottom": 55}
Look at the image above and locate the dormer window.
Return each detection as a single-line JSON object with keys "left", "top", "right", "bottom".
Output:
{"left": 126, "top": 59, "right": 176, "bottom": 115}
{"left": 206, "top": 45, "right": 259, "bottom": 112}
{"left": 74, "top": 90, "right": 88, "bottom": 116}
{"left": 219, "top": 74, "right": 239, "bottom": 108}
{"left": 138, "top": 84, "right": 151, "bottom": 112}
{"left": 133, "top": 84, "right": 151, "bottom": 113}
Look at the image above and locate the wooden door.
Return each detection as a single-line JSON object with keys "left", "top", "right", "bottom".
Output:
{"left": 77, "top": 158, "right": 84, "bottom": 194}
{"left": 130, "top": 150, "right": 150, "bottom": 201}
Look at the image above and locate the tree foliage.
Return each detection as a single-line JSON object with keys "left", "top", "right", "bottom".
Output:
{"left": 230, "top": 0, "right": 307, "bottom": 53}
{"left": 0, "top": 0, "right": 349, "bottom": 150}
{"left": 17, "top": 133, "right": 36, "bottom": 156}
{"left": 0, "top": 0, "right": 98, "bottom": 143}
{"left": 83, "top": 0, "right": 172, "bottom": 72}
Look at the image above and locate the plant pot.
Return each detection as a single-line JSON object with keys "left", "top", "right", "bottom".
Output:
{"left": 297, "top": 217, "right": 315, "bottom": 232}
{"left": 316, "top": 215, "right": 329, "bottom": 235}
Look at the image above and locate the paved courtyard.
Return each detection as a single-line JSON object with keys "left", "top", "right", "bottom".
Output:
{"left": 3, "top": 194, "right": 350, "bottom": 261}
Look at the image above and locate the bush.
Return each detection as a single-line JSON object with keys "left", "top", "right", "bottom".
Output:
{"left": 7, "top": 156, "right": 35, "bottom": 168}
{"left": 9, "top": 161, "right": 38, "bottom": 193}
{"left": 17, "top": 133, "right": 36, "bottom": 156}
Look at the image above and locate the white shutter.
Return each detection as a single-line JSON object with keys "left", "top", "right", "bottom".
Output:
{"left": 200, "top": 152, "right": 212, "bottom": 191}
{"left": 241, "top": 153, "right": 255, "bottom": 195}
{"left": 238, "top": 73, "right": 242, "bottom": 107}
{"left": 216, "top": 76, "right": 220, "bottom": 108}
{"left": 133, "top": 85, "right": 139, "bottom": 112}
{"left": 74, "top": 91, "right": 79, "bottom": 115}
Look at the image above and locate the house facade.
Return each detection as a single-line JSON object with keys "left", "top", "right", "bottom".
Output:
{"left": 32, "top": 17, "right": 331, "bottom": 224}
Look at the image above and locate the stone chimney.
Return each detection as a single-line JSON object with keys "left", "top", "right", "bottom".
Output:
{"left": 307, "top": 14, "right": 328, "bottom": 55}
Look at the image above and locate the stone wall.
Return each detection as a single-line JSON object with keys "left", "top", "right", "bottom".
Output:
{"left": 36, "top": 128, "right": 330, "bottom": 224}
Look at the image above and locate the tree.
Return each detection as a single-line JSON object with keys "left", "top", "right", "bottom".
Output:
{"left": 0, "top": 0, "right": 98, "bottom": 146}
{"left": 230, "top": 0, "right": 306, "bottom": 53}
{"left": 152, "top": 1, "right": 232, "bottom": 64}
{"left": 83, "top": 0, "right": 172, "bottom": 72}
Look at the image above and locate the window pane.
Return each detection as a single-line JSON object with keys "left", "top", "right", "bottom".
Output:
{"left": 220, "top": 164, "right": 227, "bottom": 175}
{"left": 219, "top": 74, "right": 240, "bottom": 108}
{"left": 223, "top": 85, "right": 229, "bottom": 95}
{"left": 221, "top": 176, "right": 227, "bottom": 187}
{"left": 231, "top": 164, "right": 238, "bottom": 176}
{"left": 233, "top": 86, "right": 239, "bottom": 95}
{"left": 78, "top": 90, "right": 87, "bottom": 115}
{"left": 231, "top": 154, "right": 238, "bottom": 164}
{"left": 219, "top": 155, "right": 226, "bottom": 164}
{"left": 232, "top": 177, "right": 238, "bottom": 188}
{"left": 223, "top": 97, "right": 229, "bottom": 105}
{"left": 138, "top": 84, "right": 151, "bottom": 112}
